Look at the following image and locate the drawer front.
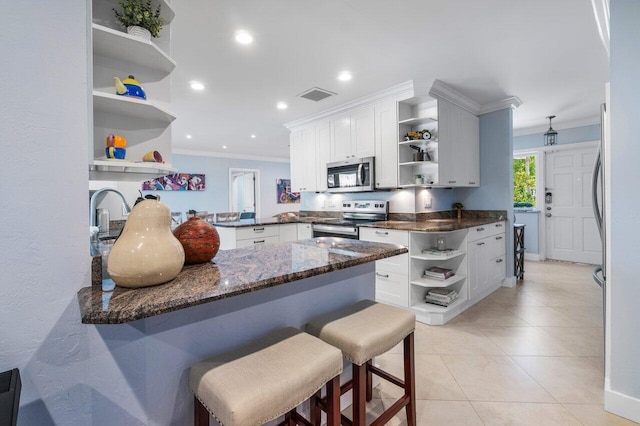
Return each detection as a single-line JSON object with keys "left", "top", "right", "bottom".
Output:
{"left": 235, "top": 235, "right": 279, "bottom": 248}
{"left": 375, "top": 253, "right": 408, "bottom": 275}
{"left": 374, "top": 270, "right": 409, "bottom": 307}
{"left": 297, "top": 223, "right": 313, "bottom": 240}
{"left": 486, "top": 232, "right": 506, "bottom": 259}
{"left": 236, "top": 225, "right": 279, "bottom": 240}
{"left": 488, "top": 255, "right": 506, "bottom": 284}
{"left": 467, "top": 222, "right": 506, "bottom": 242}
{"left": 360, "top": 228, "right": 409, "bottom": 246}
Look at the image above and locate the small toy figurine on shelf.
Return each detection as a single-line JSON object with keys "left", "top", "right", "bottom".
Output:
{"left": 105, "top": 134, "right": 127, "bottom": 159}
{"left": 114, "top": 75, "right": 147, "bottom": 100}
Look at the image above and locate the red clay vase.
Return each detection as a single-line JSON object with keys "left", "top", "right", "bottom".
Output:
{"left": 173, "top": 217, "right": 220, "bottom": 264}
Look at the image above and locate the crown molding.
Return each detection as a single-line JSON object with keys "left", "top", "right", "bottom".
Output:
{"left": 479, "top": 96, "right": 523, "bottom": 115}
{"left": 513, "top": 115, "right": 600, "bottom": 136}
{"left": 284, "top": 80, "right": 415, "bottom": 130}
{"left": 173, "top": 149, "right": 289, "bottom": 163}
{"left": 428, "top": 79, "right": 481, "bottom": 114}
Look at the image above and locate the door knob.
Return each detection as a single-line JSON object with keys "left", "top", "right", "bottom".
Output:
{"left": 546, "top": 213, "right": 552, "bottom": 217}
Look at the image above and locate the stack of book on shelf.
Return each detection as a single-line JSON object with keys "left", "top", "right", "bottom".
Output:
{"left": 421, "top": 247, "right": 460, "bottom": 257}
{"left": 425, "top": 288, "right": 458, "bottom": 307}
{"left": 423, "top": 266, "right": 455, "bottom": 280}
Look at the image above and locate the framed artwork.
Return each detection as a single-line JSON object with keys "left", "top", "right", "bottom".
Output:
{"left": 276, "top": 179, "right": 300, "bottom": 204}
{"left": 142, "top": 173, "right": 206, "bottom": 191}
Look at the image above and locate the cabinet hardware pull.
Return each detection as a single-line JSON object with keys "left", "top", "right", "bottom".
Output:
{"left": 375, "top": 231, "right": 389, "bottom": 235}
{"left": 448, "top": 180, "right": 456, "bottom": 183}
{"left": 254, "top": 240, "right": 265, "bottom": 244}
{"left": 477, "top": 227, "right": 485, "bottom": 231}
{"left": 495, "top": 223, "right": 503, "bottom": 227}
{"left": 496, "top": 236, "right": 503, "bottom": 240}
{"left": 496, "top": 258, "right": 503, "bottom": 263}
{"left": 469, "top": 181, "right": 476, "bottom": 184}
{"left": 477, "top": 242, "right": 484, "bottom": 246}
{"left": 376, "top": 273, "right": 389, "bottom": 278}
{"left": 253, "top": 227, "right": 265, "bottom": 232}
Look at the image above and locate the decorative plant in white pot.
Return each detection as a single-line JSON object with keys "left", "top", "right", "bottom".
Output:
{"left": 113, "top": 0, "right": 165, "bottom": 41}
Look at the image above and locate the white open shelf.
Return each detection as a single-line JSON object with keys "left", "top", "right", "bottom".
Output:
{"left": 89, "top": 160, "right": 176, "bottom": 181}
{"left": 93, "top": 91, "right": 176, "bottom": 124}
{"left": 411, "top": 251, "right": 466, "bottom": 261}
{"left": 398, "top": 116, "right": 437, "bottom": 125}
{"left": 399, "top": 161, "right": 438, "bottom": 167}
{"left": 399, "top": 139, "right": 438, "bottom": 146}
{"left": 92, "top": 24, "right": 176, "bottom": 74}
{"left": 411, "top": 274, "right": 466, "bottom": 288}
{"left": 411, "top": 296, "right": 466, "bottom": 314}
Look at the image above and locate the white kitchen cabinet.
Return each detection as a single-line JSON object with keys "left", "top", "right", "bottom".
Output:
{"left": 329, "top": 107, "right": 375, "bottom": 162}
{"left": 296, "top": 223, "right": 313, "bottom": 240}
{"left": 290, "top": 130, "right": 305, "bottom": 192}
{"left": 467, "top": 223, "right": 506, "bottom": 302}
{"left": 89, "top": 0, "right": 177, "bottom": 181}
{"left": 316, "top": 122, "right": 331, "bottom": 192}
{"left": 279, "top": 224, "right": 298, "bottom": 243}
{"left": 359, "top": 228, "right": 409, "bottom": 308}
{"left": 290, "top": 124, "right": 327, "bottom": 192}
{"left": 374, "top": 99, "right": 399, "bottom": 189}
{"left": 215, "top": 224, "right": 282, "bottom": 250}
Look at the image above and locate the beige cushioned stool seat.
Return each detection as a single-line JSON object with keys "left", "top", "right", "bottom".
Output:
{"left": 306, "top": 300, "right": 416, "bottom": 366}
{"left": 190, "top": 327, "right": 343, "bottom": 426}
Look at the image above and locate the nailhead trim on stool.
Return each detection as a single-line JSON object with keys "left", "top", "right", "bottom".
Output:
{"left": 306, "top": 300, "right": 417, "bottom": 426}
{"left": 190, "top": 327, "right": 343, "bottom": 426}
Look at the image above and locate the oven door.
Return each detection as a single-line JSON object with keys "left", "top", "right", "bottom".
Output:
{"left": 312, "top": 224, "right": 359, "bottom": 239}
{"left": 326, "top": 157, "right": 374, "bottom": 193}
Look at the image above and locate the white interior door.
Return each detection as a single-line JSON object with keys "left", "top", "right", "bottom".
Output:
{"left": 243, "top": 173, "right": 255, "bottom": 212}
{"left": 545, "top": 146, "right": 601, "bottom": 264}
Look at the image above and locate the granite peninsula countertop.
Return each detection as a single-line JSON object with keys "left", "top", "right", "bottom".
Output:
{"left": 212, "top": 216, "right": 338, "bottom": 228}
{"left": 361, "top": 217, "right": 507, "bottom": 232}
{"left": 78, "top": 238, "right": 407, "bottom": 324}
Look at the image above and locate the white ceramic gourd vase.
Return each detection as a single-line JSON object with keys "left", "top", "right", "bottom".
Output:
{"left": 108, "top": 198, "right": 185, "bottom": 288}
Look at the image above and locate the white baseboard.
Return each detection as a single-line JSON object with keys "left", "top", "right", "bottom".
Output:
{"left": 502, "top": 276, "right": 517, "bottom": 288}
{"left": 605, "top": 380, "right": 640, "bottom": 423}
{"left": 524, "top": 253, "right": 541, "bottom": 261}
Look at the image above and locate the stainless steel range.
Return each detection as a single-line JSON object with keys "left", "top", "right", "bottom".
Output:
{"left": 312, "top": 200, "right": 389, "bottom": 240}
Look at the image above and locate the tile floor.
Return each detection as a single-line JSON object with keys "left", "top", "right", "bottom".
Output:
{"left": 363, "top": 261, "right": 638, "bottom": 425}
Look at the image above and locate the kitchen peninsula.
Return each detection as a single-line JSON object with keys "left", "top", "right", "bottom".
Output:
{"left": 76, "top": 238, "right": 406, "bottom": 423}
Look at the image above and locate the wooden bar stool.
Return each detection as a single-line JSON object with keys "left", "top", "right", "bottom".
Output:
{"left": 306, "top": 300, "right": 416, "bottom": 426}
{"left": 190, "top": 327, "right": 343, "bottom": 426}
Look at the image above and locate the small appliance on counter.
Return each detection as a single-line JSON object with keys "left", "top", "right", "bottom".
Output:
{"left": 326, "top": 157, "right": 374, "bottom": 193}
{"left": 312, "top": 200, "right": 388, "bottom": 240}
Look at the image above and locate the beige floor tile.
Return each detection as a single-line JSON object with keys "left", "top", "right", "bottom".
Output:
{"left": 341, "top": 399, "right": 484, "bottom": 425}
{"left": 462, "top": 305, "right": 532, "bottom": 327}
{"left": 524, "top": 289, "right": 601, "bottom": 307}
{"left": 471, "top": 401, "right": 582, "bottom": 425}
{"left": 414, "top": 325, "right": 506, "bottom": 355}
{"left": 478, "top": 327, "right": 575, "bottom": 356}
{"left": 539, "top": 326, "right": 604, "bottom": 357}
{"left": 478, "top": 288, "right": 545, "bottom": 307}
{"left": 441, "top": 355, "right": 555, "bottom": 403}
{"left": 506, "top": 306, "right": 586, "bottom": 327}
{"left": 374, "top": 353, "right": 467, "bottom": 401}
{"left": 581, "top": 357, "right": 605, "bottom": 374}
{"left": 561, "top": 306, "right": 605, "bottom": 327}
{"left": 512, "top": 356, "right": 604, "bottom": 404}
{"left": 562, "top": 404, "right": 640, "bottom": 425}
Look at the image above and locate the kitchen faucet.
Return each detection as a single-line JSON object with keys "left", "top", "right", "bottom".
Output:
{"left": 90, "top": 188, "right": 131, "bottom": 242}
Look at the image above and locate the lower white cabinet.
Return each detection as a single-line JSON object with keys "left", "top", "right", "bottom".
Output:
{"left": 359, "top": 228, "right": 409, "bottom": 308}
{"left": 216, "top": 223, "right": 309, "bottom": 249}
{"left": 467, "top": 223, "right": 506, "bottom": 302}
{"left": 296, "top": 223, "right": 313, "bottom": 240}
{"left": 279, "top": 224, "right": 298, "bottom": 243}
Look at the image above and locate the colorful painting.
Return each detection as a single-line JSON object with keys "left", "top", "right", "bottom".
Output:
{"left": 142, "top": 173, "right": 206, "bottom": 191}
{"left": 277, "top": 179, "right": 300, "bottom": 204}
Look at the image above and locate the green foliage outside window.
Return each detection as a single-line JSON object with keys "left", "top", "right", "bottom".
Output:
{"left": 514, "top": 156, "right": 536, "bottom": 205}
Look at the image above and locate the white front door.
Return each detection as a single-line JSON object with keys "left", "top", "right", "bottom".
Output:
{"left": 545, "top": 146, "right": 601, "bottom": 264}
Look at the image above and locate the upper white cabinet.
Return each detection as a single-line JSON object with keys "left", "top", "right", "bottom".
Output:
{"left": 329, "top": 107, "right": 375, "bottom": 162}
{"left": 316, "top": 121, "right": 331, "bottom": 192}
{"left": 290, "top": 122, "right": 329, "bottom": 192}
{"left": 89, "top": 0, "right": 177, "bottom": 181}
{"left": 374, "top": 99, "right": 399, "bottom": 189}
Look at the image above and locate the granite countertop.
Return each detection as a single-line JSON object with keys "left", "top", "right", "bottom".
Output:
{"left": 78, "top": 238, "right": 407, "bottom": 324}
{"left": 361, "top": 217, "right": 506, "bottom": 232}
{"left": 213, "top": 216, "right": 338, "bottom": 228}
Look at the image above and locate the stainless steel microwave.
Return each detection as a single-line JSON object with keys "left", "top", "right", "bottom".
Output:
{"left": 327, "top": 156, "right": 374, "bottom": 193}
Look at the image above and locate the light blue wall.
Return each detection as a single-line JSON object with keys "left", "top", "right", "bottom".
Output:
{"left": 142, "top": 154, "right": 296, "bottom": 218}
{"left": 514, "top": 211, "right": 539, "bottom": 255}
{"left": 609, "top": 0, "right": 640, "bottom": 413}
{"left": 455, "top": 108, "right": 514, "bottom": 277}
{"left": 514, "top": 124, "right": 600, "bottom": 150}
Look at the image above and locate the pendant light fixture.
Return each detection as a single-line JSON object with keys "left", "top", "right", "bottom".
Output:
{"left": 544, "top": 115, "right": 558, "bottom": 146}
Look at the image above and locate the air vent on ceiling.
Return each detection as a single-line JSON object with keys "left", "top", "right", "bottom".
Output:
{"left": 298, "top": 87, "right": 336, "bottom": 102}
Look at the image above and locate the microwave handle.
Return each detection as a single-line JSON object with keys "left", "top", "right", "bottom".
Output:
{"left": 357, "top": 163, "right": 364, "bottom": 186}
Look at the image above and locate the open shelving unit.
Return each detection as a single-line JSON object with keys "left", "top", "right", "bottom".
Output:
{"left": 409, "top": 229, "right": 468, "bottom": 325}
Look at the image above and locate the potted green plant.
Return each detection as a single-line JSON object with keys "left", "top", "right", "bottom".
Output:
{"left": 452, "top": 202, "right": 464, "bottom": 220}
{"left": 415, "top": 174, "right": 424, "bottom": 185}
{"left": 113, "top": 0, "right": 165, "bottom": 41}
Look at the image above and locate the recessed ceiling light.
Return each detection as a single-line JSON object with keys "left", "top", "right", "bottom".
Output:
{"left": 186, "top": 134, "right": 192, "bottom": 139}
{"left": 250, "top": 134, "right": 256, "bottom": 139}
{"left": 277, "top": 102, "right": 288, "bottom": 110}
{"left": 190, "top": 81, "right": 205, "bottom": 91}
{"left": 234, "top": 30, "right": 253, "bottom": 45}
{"left": 338, "top": 71, "right": 353, "bottom": 81}
{"left": 222, "top": 145, "right": 227, "bottom": 149}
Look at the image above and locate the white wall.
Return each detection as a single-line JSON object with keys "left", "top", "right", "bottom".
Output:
{"left": 0, "top": 2, "right": 93, "bottom": 424}
{"left": 607, "top": 0, "right": 640, "bottom": 421}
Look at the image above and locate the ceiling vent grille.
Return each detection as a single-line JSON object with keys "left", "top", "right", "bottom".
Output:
{"left": 298, "top": 87, "right": 336, "bottom": 102}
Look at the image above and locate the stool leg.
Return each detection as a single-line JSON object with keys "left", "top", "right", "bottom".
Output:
{"left": 311, "top": 389, "right": 322, "bottom": 426}
{"left": 352, "top": 363, "right": 367, "bottom": 426}
{"left": 326, "top": 375, "right": 341, "bottom": 426}
{"left": 403, "top": 333, "right": 416, "bottom": 426}
{"left": 194, "top": 397, "right": 210, "bottom": 426}
{"left": 366, "top": 360, "right": 373, "bottom": 402}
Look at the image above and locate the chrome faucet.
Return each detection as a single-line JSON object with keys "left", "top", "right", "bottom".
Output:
{"left": 90, "top": 188, "right": 131, "bottom": 242}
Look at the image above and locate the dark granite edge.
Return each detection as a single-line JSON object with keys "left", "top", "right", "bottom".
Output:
{"left": 79, "top": 246, "right": 407, "bottom": 325}
{"left": 360, "top": 217, "right": 507, "bottom": 232}
{"left": 212, "top": 216, "right": 338, "bottom": 228}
